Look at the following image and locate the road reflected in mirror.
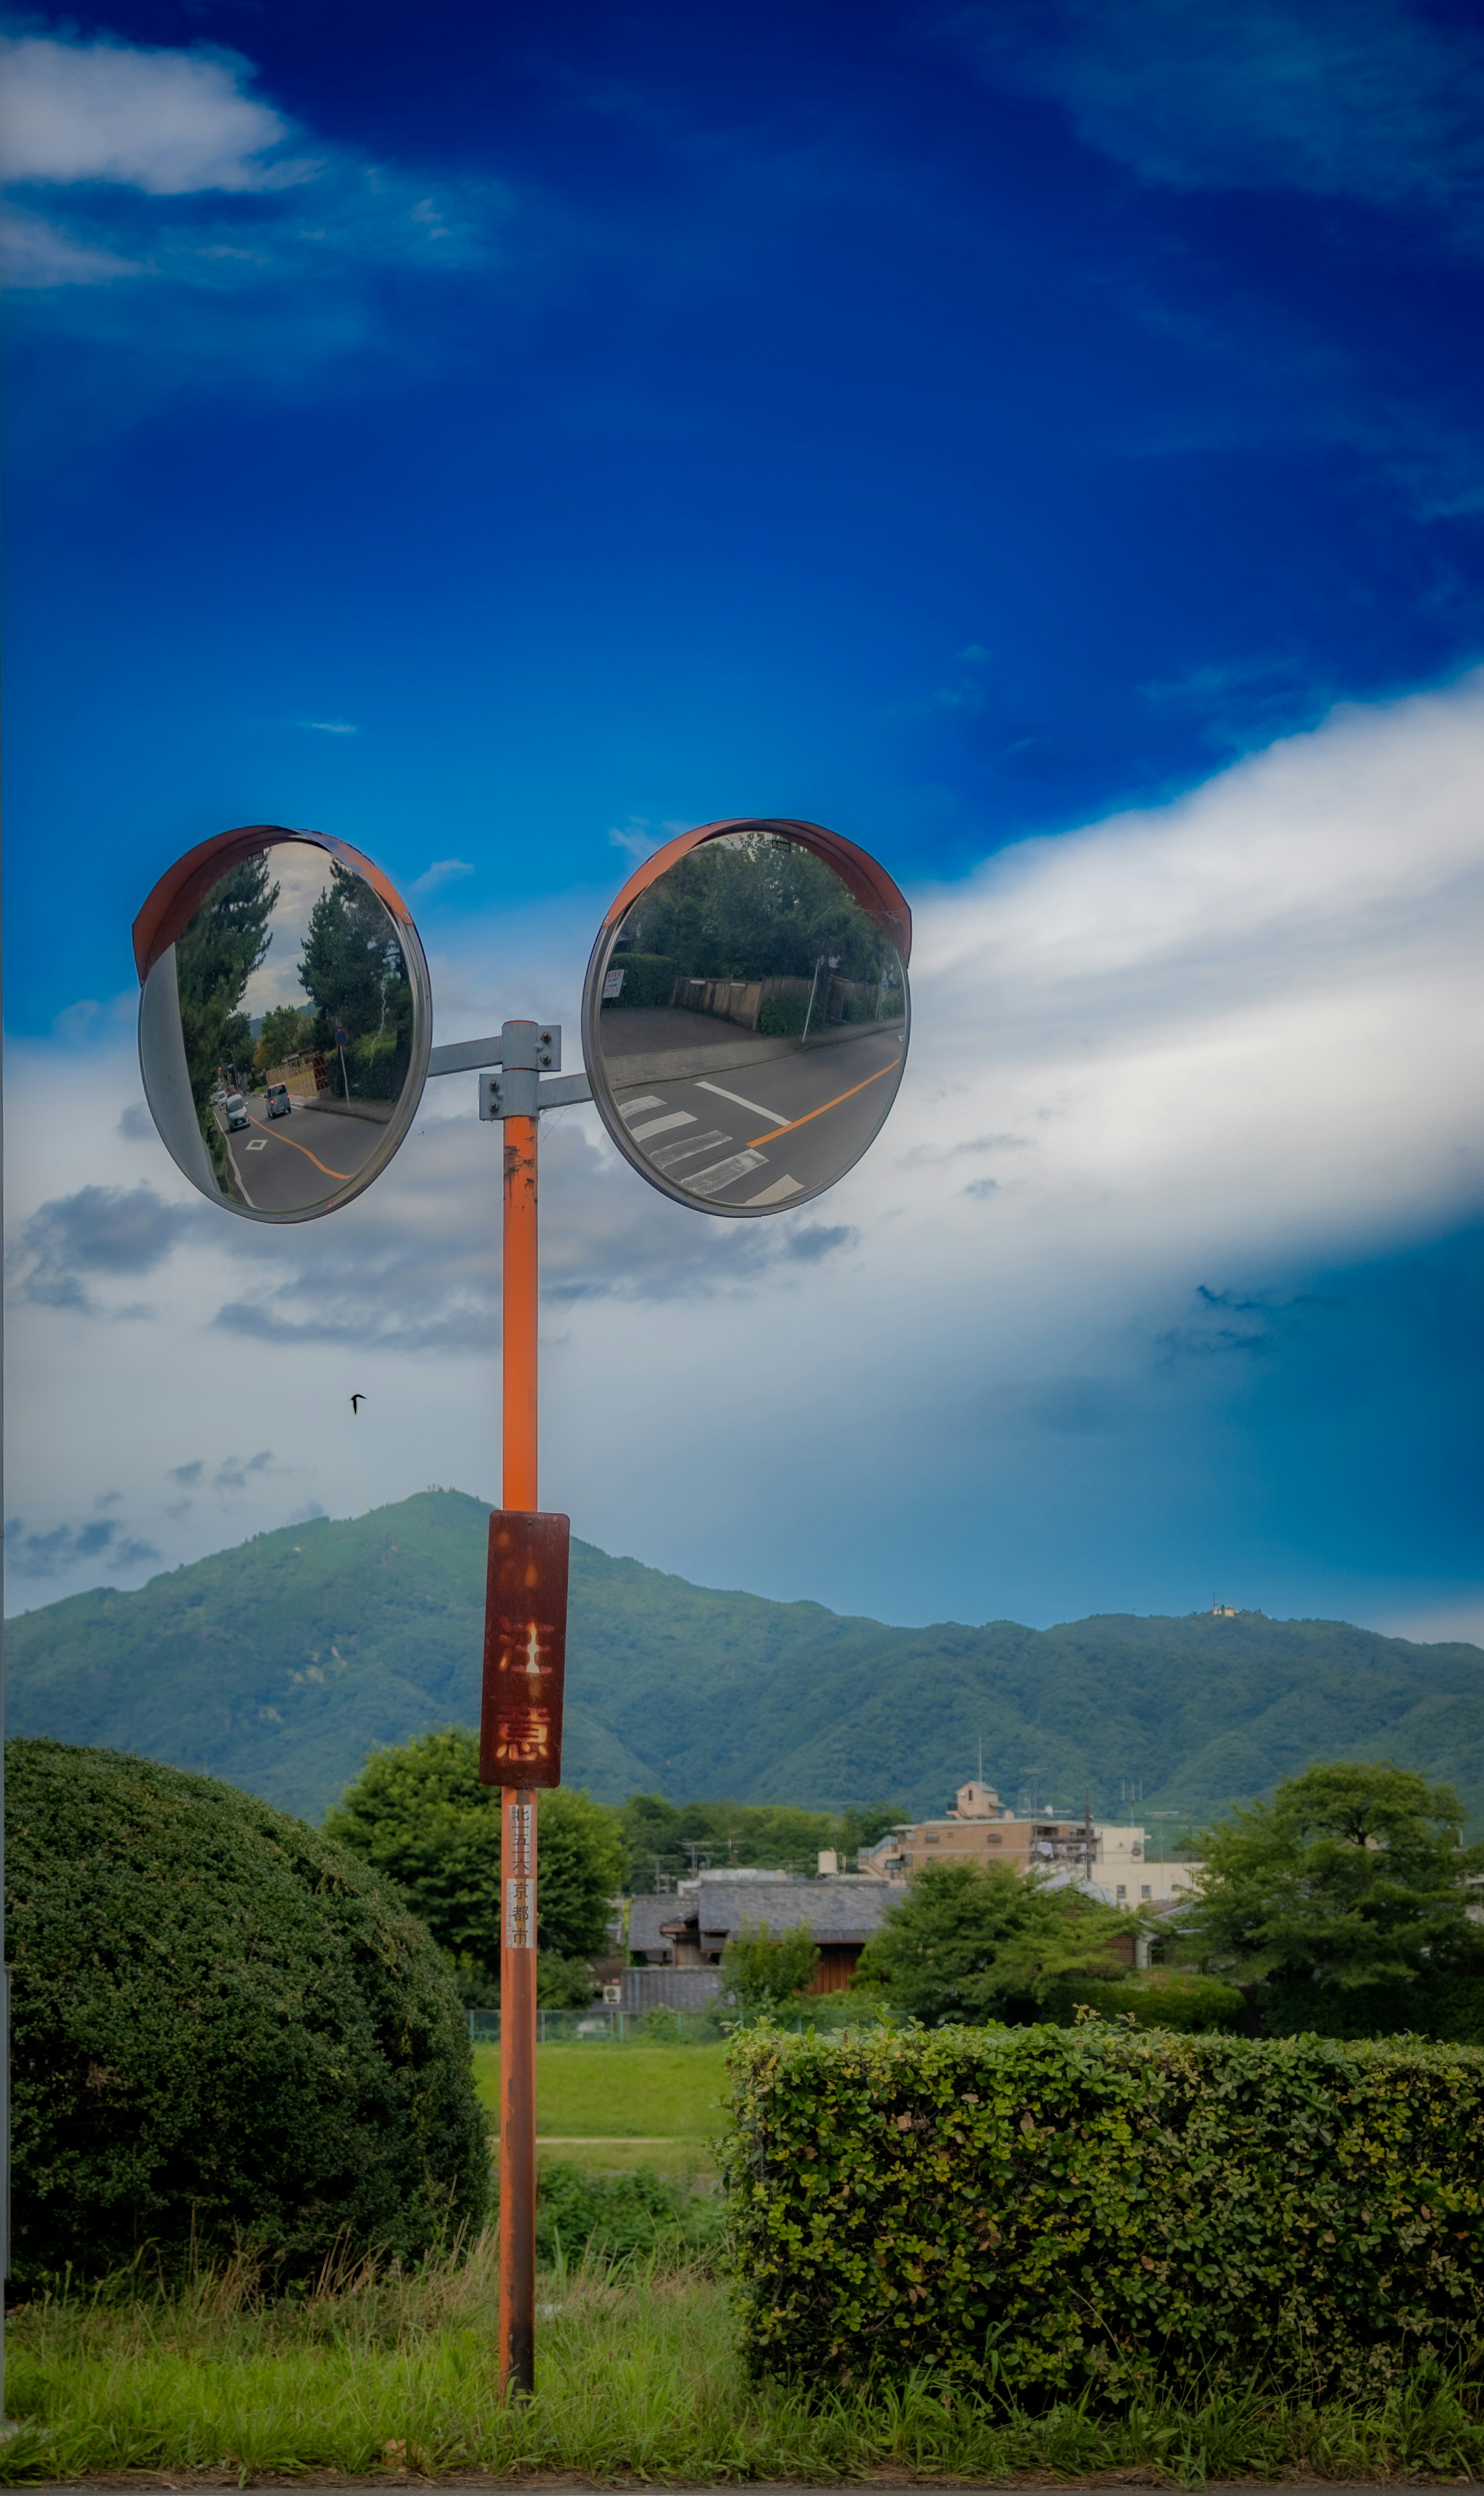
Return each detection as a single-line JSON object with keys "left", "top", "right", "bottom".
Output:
{"left": 137, "top": 834, "right": 430, "bottom": 1221}
{"left": 584, "top": 824, "right": 909, "bottom": 1214}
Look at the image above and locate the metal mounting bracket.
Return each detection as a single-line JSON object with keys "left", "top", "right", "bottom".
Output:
{"left": 480, "top": 1066, "right": 593, "bottom": 1121}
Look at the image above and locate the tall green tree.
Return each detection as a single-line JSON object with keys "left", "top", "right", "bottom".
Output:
{"left": 1183, "top": 1761, "right": 1484, "bottom": 1990}
{"left": 325, "top": 1727, "right": 627, "bottom": 2001}
{"left": 856, "top": 1859, "right": 1133, "bottom": 2026}
{"left": 173, "top": 851, "right": 279, "bottom": 1158}
{"left": 298, "top": 862, "right": 398, "bottom": 1038}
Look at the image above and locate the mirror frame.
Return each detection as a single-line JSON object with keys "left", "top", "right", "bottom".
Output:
{"left": 133, "top": 823, "right": 432, "bottom": 1224}
{"left": 580, "top": 815, "right": 912, "bottom": 1217}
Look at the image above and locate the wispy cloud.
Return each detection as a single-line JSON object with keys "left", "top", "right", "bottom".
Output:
{"left": 953, "top": 0, "right": 1484, "bottom": 244}
{"left": 1, "top": 24, "right": 505, "bottom": 321}
{"left": 7, "top": 1182, "right": 196, "bottom": 1311}
{"left": 301, "top": 718, "right": 358, "bottom": 736}
{"left": 410, "top": 858, "right": 475, "bottom": 895}
{"left": 5, "top": 1513, "right": 160, "bottom": 1580}
{"left": 608, "top": 816, "right": 658, "bottom": 864}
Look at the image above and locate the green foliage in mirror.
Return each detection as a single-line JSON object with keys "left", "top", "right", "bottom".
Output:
{"left": 613, "top": 831, "right": 899, "bottom": 992}
{"left": 174, "top": 851, "right": 279, "bottom": 1172}
{"left": 298, "top": 858, "right": 415, "bottom": 1102}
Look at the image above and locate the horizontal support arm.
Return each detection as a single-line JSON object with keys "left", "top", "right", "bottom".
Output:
{"left": 537, "top": 1071, "right": 592, "bottom": 1109}
{"left": 427, "top": 1035, "right": 505, "bottom": 1077}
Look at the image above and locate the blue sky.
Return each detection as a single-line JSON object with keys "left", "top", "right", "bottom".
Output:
{"left": 3, "top": 0, "right": 1483, "bottom": 1646}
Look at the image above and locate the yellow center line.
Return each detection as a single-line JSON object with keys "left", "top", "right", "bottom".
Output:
{"left": 244, "top": 1110, "right": 353, "bottom": 1182}
{"left": 747, "top": 1057, "right": 899, "bottom": 1149}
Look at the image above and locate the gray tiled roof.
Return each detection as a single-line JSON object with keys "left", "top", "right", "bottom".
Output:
{"left": 630, "top": 1877, "right": 892, "bottom": 1955}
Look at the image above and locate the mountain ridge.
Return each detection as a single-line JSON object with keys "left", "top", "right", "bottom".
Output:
{"left": 7, "top": 1490, "right": 1482, "bottom": 1831}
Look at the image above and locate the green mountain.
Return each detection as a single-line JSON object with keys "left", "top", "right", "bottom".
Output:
{"left": 7, "top": 1490, "right": 1482, "bottom": 1832}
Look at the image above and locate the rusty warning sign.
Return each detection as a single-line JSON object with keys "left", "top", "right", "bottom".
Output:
{"left": 479, "top": 1509, "right": 570, "bottom": 1788}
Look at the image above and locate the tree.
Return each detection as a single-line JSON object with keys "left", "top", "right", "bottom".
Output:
{"left": 1183, "top": 1760, "right": 1484, "bottom": 1991}
{"left": 324, "top": 1726, "right": 627, "bottom": 2000}
{"left": 255, "top": 1002, "right": 315, "bottom": 1071}
{"left": 855, "top": 1859, "right": 1133, "bottom": 2026}
{"left": 173, "top": 850, "right": 279, "bottom": 1161}
{"left": 619, "top": 831, "right": 900, "bottom": 987}
{"left": 618, "top": 1792, "right": 910, "bottom": 1890}
{"left": 6, "top": 1737, "right": 486, "bottom": 2287}
{"left": 722, "top": 1921, "right": 820, "bottom": 2019}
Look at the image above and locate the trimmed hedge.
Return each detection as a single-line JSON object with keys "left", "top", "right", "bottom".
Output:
{"left": 602, "top": 953, "right": 678, "bottom": 1008}
{"left": 1262, "top": 1972, "right": 1484, "bottom": 2044}
{"left": 758, "top": 995, "right": 809, "bottom": 1036}
{"left": 5, "top": 1738, "right": 489, "bottom": 2288}
{"left": 723, "top": 2023, "right": 1484, "bottom": 2402}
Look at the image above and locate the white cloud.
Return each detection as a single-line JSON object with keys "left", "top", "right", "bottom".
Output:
{"left": 0, "top": 29, "right": 502, "bottom": 322}
{"left": 5, "top": 675, "right": 1483, "bottom": 1626}
{"left": 0, "top": 33, "right": 304, "bottom": 195}
{"left": 1, "top": 202, "right": 143, "bottom": 286}
{"left": 302, "top": 719, "right": 358, "bottom": 736}
{"left": 411, "top": 858, "right": 476, "bottom": 896}
{"left": 957, "top": 0, "right": 1484, "bottom": 239}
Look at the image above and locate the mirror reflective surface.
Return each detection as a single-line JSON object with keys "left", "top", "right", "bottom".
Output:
{"left": 582, "top": 820, "right": 909, "bottom": 1215}
{"left": 136, "top": 830, "right": 431, "bottom": 1221}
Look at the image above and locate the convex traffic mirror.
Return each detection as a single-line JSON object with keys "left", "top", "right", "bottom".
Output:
{"left": 133, "top": 826, "right": 431, "bottom": 1222}
{"left": 581, "top": 817, "right": 911, "bottom": 1214}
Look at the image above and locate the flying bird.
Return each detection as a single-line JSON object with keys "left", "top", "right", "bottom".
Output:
{"left": 350, "top": 1394, "right": 366, "bottom": 1413}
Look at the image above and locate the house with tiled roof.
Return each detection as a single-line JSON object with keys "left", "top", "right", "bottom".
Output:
{"left": 626, "top": 1866, "right": 895, "bottom": 2011}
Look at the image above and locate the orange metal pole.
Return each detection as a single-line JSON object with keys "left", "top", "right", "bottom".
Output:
{"left": 499, "top": 1098, "right": 539, "bottom": 2401}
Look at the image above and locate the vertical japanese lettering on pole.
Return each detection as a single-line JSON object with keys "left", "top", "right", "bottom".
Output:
{"left": 479, "top": 1508, "right": 570, "bottom": 1788}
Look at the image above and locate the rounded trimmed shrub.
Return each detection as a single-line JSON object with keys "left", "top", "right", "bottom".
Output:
{"left": 5, "top": 1738, "right": 489, "bottom": 2288}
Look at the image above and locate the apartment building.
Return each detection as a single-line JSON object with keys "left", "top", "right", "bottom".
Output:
{"left": 858, "top": 1778, "right": 1202, "bottom": 1910}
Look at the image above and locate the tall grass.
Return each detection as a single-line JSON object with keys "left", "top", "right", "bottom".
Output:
{"left": 3, "top": 2232, "right": 1481, "bottom": 2485}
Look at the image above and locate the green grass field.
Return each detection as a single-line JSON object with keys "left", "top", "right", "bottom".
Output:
{"left": 4, "top": 2238, "right": 1481, "bottom": 2486}
{"left": 474, "top": 2041, "right": 730, "bottom": 2158}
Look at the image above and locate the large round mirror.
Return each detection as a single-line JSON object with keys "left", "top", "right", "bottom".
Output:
{"left": 581, "top": 817, "right": 910, "bottom": 1215}
{"left": 133, "top": 826, "right": 431, "bottom": 1222}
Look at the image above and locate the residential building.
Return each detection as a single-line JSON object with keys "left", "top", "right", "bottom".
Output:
{"left": 858, "top": 1776, "right": 1203, "bottom": 1911}
{"left": 628, "top": 1866, "right": 895, "bottom": 1994}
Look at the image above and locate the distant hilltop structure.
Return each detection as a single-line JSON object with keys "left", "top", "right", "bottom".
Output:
{"left": 1210, "top": 1597, "right": 1237, "bottom": 1617}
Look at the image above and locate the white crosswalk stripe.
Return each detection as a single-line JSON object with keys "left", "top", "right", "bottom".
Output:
{"left": 651, "top": 1128, "right": 732, "bottom": 1171}
{"left": 618, "top": 1095, "right": 666, "bottom": 1125}
{"left": 744, "top": 1173, "right": 802, "bottom": 1204}
{"left": 631, "top": 1110, "right": 696, "bottom": 1142}
{"left": 684, "top": 1149, "right": 768, "bottom": 1197}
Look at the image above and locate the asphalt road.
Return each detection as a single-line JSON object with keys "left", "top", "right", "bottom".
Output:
{"left": 214, "top": 1091, "right": 385, "bottom": 1214}
{"left": 609, "top": 1021, "right": 906, "bottom": 1207}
